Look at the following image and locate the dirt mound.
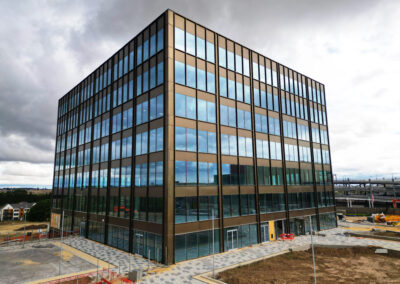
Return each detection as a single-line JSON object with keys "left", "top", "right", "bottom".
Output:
{"left": 15, "top": 224, "right": 47, "bottom": 231}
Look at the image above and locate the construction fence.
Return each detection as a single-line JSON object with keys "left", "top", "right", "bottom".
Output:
{"left": 0, "top": 229, "right": 78, "bottom": 247}
{"left": 39, "top": 268, "right": 133, "bottom": 284}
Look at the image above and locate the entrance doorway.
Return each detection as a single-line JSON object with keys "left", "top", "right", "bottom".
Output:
{"left": 275, "top": 219, "right": 285, "bottom": 237}
{"left": 294, "top": 219, "right": 305, "bottom": 236}
{"left": 135, "top": 233, "right": 144, "bottom": 255}
{"left": 226, "top": 229, "right": 238, "bottom": 250}
{"left": 79, "top": 221, "right": 86, "bottom": 237}
{"left": 261, "top": 223, "right": 269, "bottom": 243}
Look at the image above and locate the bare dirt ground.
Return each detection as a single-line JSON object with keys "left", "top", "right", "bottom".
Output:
{"left": 217, "top": 247, "right": 400, "bottom": 284}
{"left": 0, "top": 221, "right": 48, "bottom": 235}
{"left": 346, "top": 216, "right": 368, "bottom": 221}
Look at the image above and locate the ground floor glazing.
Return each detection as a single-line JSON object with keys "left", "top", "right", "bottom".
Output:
{"left": 54, "top": 211, "right": 336, "bottom": 263}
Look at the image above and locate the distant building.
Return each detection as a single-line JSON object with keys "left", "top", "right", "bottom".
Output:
{"left": 51, "top": 9, "right": 336, "bottom": 264}
{"left": 0, "top": 202, "right": 36, "bottom": 221}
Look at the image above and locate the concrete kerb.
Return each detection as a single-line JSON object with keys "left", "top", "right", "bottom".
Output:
{"left": 345, "top": 232, "right": 400, "bottom": 242}
{"left": 289, "top": 244, "right": 310, "bottom": 252}
{"left": 52, "top": 241, "right": 115, "bottom": 269}
{"left": 193, "top": 249, "right": 290, "bottom": 284}
{"left": 27, "top": 268, "right": 101, "bottom": 284}
{"left": 194, "top": 275, "right": 227, "bottom": 284}
{"left": 313, "top": 243, "right": 369, "bottom": 249}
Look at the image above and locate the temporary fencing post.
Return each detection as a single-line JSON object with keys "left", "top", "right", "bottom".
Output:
{"left": 96, "top": 259, "right": 99, "bottom": 283}
{"left": 212, "top": 208, "right": 215, "bottom": 278}
{"left": 59, "top": 211, "right": 64, "bottom": 284}
{"left": 309, "top": 215, "right": 317, "bottom": 284}
{"left": 22, "top": 213, "right": 26, "bottom": 248}
{"left": 129, "top": 251, "right": 131, "bottom": 274}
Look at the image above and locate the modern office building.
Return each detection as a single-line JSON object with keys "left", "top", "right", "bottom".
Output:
{"left": 51, "top": 9, "right": 336, "bottom": 264}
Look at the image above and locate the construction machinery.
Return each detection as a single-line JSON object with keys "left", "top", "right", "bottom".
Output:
{"left": 373, "top": 213, "right": 400, "bottom": 226}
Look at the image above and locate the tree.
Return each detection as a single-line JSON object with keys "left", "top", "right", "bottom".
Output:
{"left": 26, "top": 199, "right": 51, "bottom": 222}
{"left": 0, "top": 189, "right": 52, "bottom": 207}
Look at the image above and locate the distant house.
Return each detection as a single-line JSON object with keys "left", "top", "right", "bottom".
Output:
{"left": 0, "top": 202, "right": 36, "bottom": 221}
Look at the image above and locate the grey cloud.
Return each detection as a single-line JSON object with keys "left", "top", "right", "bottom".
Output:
{"left": 0, "top": 134, "right": 54, "bottom": 164}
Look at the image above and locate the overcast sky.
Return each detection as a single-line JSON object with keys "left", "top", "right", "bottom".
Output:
{"left": 0, "top": 0, "right": 399, "bottom": 186}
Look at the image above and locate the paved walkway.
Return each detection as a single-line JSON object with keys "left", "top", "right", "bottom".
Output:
{"left": 63, "top": 237, "right": 159, "bottom": 273}
{"left": 141, "top": 227, "right": 400, "bottom": 284}
{"left": 62, "top": 226, "right": 400, "bottom": 283}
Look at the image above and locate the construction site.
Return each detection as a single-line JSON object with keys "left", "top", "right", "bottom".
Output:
{"left": 1, "top": 206, "right": 400, "bottom": 283}
{"left": 0, "top": 179, "right": 399, "bottom": 283}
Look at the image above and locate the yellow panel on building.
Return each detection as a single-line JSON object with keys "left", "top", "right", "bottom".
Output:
{"left": 268, "top": 221, "right": 275, "bottom": 241}
{"left": 50, "top": 212, "right": 60, "bottom": 229}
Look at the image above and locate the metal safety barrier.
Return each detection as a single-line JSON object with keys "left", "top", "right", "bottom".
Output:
{"left": 280, "top": 233, "right": 295, "bottom": 240}
{"left": 39, "top": 268, "right": 133, "bottom": 284}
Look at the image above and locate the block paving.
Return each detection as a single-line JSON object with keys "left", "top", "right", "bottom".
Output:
{"left": 63, "top": 225, "right": 400, "bottom": 283}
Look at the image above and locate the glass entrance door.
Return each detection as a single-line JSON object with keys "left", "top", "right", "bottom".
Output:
{"left": 135, "top": 233, "right": 144, "bottom": 255}
{"left": 79, "top": 221, "right": 86, "bottom": 237}
{"left": 294, "top": 219, "right": 305, "bottom": 236}
{"left": 275, "top": 220, "right": 285, "bottom": 237}
{"left": 227, "top": 229, "right": 238, "bottom": 250}
{"left": 261, "top": 224, "right": 269, "bottom": 243}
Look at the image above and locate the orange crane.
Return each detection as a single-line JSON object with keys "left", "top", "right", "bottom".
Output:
{"left": 393, "top": 198, "right": 400, "bottom": 208}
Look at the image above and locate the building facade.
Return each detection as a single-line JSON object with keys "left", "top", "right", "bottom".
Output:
{"left": 51, "top": 9, "right": 336, "bottom": 264}
{"left": 0, "top": 202, "right": 36, "bottom": 221}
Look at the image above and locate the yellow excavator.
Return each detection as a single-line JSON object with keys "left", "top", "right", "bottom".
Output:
{"left": 374, "top": 213, "right": 400, "bottom": 226}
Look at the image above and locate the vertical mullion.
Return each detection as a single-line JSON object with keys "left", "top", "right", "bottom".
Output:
{"left": 169, "top": 11, "right": 176, "bottom": 264}
{"left": 104, "top": 59, "right": 115, "bottom": 244}
{"left": 194, "top": 23, "right": 200, "bottom": 226}
{"left": 277, "top": 64, "right": 290, "bottom": 234}
{"left": 215, "top": 33, "right": 224, "bottom": 254}
{"left": 306, "top": 79, "right": 320, "bottom": 231}
{"left": 86, "top": 78, "right": 96, "bottom": 231}
{"left": 129, "top": 38, "right": 138, "bottom": 254}
{"left": 250, "top": 52, "right": 261, "bottom": 244}
{"left": 72, "top": 89, "right": 82, "bottom": 235}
